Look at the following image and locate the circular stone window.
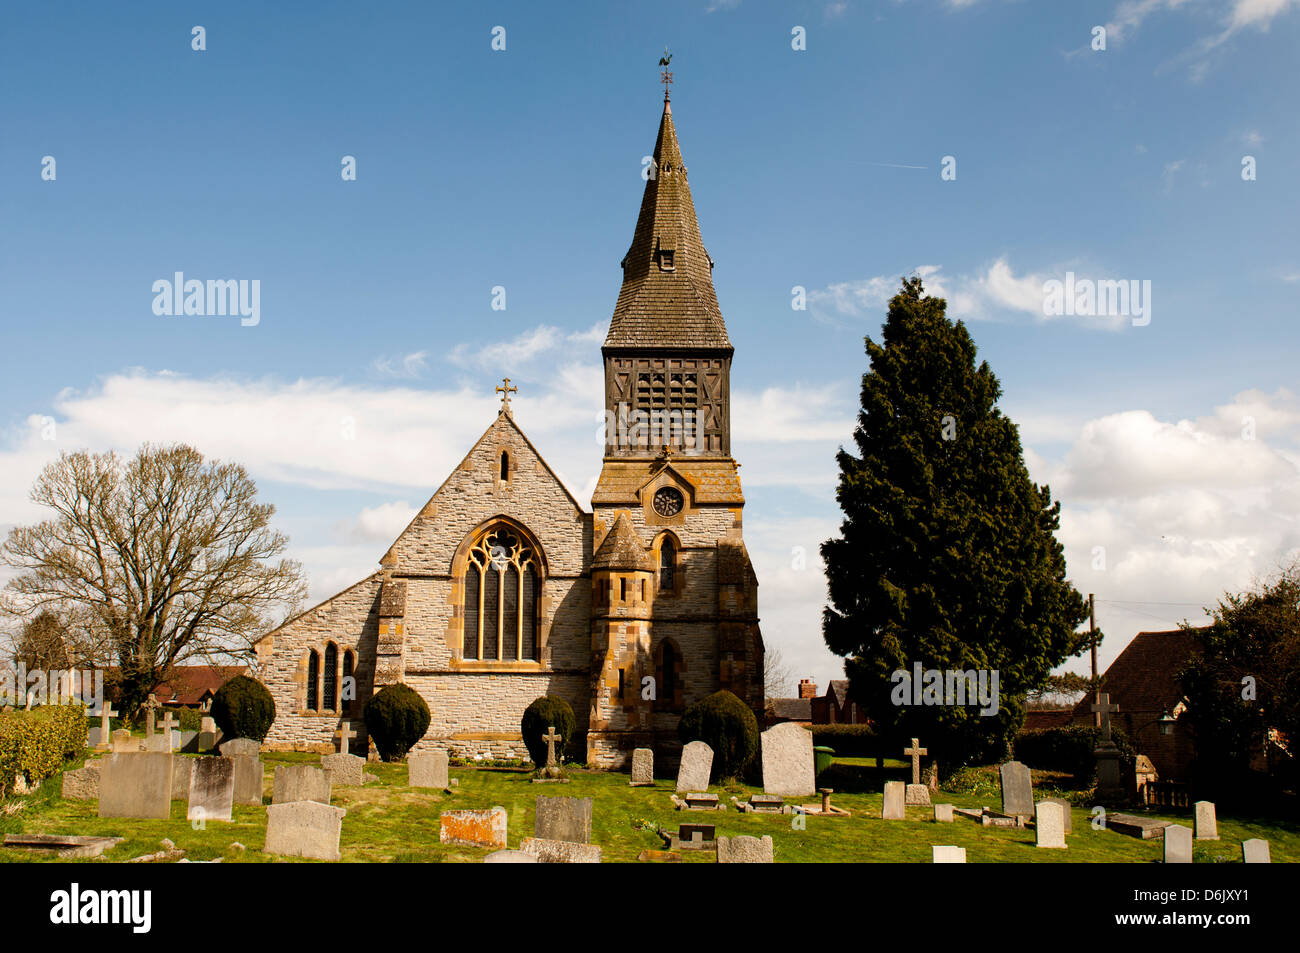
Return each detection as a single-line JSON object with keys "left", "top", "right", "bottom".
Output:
{"left": 653, "top": 487, "right": 684, "bottom": 517}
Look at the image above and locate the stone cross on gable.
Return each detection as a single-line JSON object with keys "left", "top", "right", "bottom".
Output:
{"left": 1092, "top": 692, "right": 1120, "bottom": 743}
{"left": 336, "top": 722, "right": 356, "bottom": 755}
{"left": 543, "top": 725, "right": 561, "bottom": 768}
{"left": 904, "top": 738, "right": 928, "bottom": 785}
{"left": 495, "top": 377, "right": 518, "bottom": 415}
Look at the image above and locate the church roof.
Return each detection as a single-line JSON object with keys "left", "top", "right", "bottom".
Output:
{"left": 592, "top": 511, "right": 653, "bottom": 571}
{"left": 605, "top": 96, "right": 732, "bottom": 352}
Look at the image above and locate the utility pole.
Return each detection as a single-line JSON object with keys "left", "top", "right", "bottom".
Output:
{"left": 1090, "top": 593, "right": 1099, "bottom": 727}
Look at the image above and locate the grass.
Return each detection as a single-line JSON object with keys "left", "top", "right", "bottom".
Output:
{"left": 1, "top": 750, "right": 1296, "bottom": 862}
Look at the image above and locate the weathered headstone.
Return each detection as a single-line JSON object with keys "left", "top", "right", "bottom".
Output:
{"left": 86, "top": 726, "right": 104, "bottom": 748}
{"left": 999, "top": 761, "right": 1034, "bottom": 818}
{"left": 904, "top": 738, "right": 928, "bottom": 784}
{"left": 231, "top": 755, "right": 263, "bottom": 806}
{"left": 272, "top": 764, "right": 331, "bottom": 805}
{"left": 882, "top": 780, "right": 905, "bottom": 819}
{"left": 905, "top": 783, "right": 931, "bottom": 806}
{"left": 334, "top": 722, "right": 356, "bottom": 755}
{"left": 61, "top": 760, "right": 102, "bottom": 800}
{"left": 111, "top": 729, "right": 137, "bottom": 753}
{"left": 187, "top": 756, "right": 235, "bottom": 823}
{"left": 933, "top": 803, "right": 954, "bottom": 823}
{"left": 171, "top": 756, "right": 194, "bottom": 801}
{"left": 1242, "top": 838, "right": 1270, "bottom": 863}
{"left": 484, "top": 849, "right": 538, "bottom": 863}
{"left": 1035, "top": 800, "right": 1067, "bottom": 849}
{"left": 519, "top": 837, "right": 602, "bottom": 863}
{"left": 321, "top": 752, "right": 366, "bottom": 786}
{"left": 1164, "top": 824, "right": 1192, "bottom": 863}
{"left": 675, "top": 740, "right": 713, "bottom": 793}
{"left": 98, "top": 753, "right": 173, "bottom": 819}
{"left": 440, "top": 806, "right": 508, "bottom": 849}
{"left": 408, "top": 750, "right": 449, "bottom": 789}
{"left": 219, "top": 738, "right": 261, "bottom": 759}
{"left": 537, "top": 724, "right": 565, "bottom": 780}
{"left": 716, "top": 834, "right": 774, "bottom": 863}
{"left": 197, "top": 718, "right": 218, "bottom": 751}
{"left": 1042, "top": 796, "right": 1072, "bottom": 834}
{"left": 94, "top": 703, "right": 117, "bottom": 751}
{"left": 630, "top": 747, "right": 654, "bottom": 786}
{"left": 760, "top": 723, "right": 816, "bottom": 797}
{"left": 534, "top": 795, "right": 592, "bottom": 843}
{"left": 178, "top": 730, "right": 200, "bottom": 753}
{"left": 1194, "top": 801, "right": 1219, "bottom": 840}
{"left": 264, "top": 801, "right": 346, "bottom": 861}
{"left": 932, "top": 845, "right": 967, "bottom": 863}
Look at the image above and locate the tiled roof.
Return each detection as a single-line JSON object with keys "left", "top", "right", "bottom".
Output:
{"left": 1070, "top": 629, "right": 1202, "bottom": 721}
{"left": 107, "top": 665, "right": 248, "bottom": 706}
{"left": 828, "top": 680, "right": 850, "bottom": 708}
{"left": 768, "top": 698, "right": 813, "bottom": 722}
{"left": 591, "top": 459, "right": 743, "bottom": 506}
{"left": 592, "top": 511, "right": 653, "bottom": 571}
{"left": 605, "top": 97, "right": 732, "bottom": 351}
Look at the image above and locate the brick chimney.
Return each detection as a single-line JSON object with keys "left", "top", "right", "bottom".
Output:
{"left": 798, "top": 678, "right": 817, "bottom": 699}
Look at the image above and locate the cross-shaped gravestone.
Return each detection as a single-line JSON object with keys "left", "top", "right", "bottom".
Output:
{"left": 1091, "top": 693, "right": 1120, "bottom": 744}
{"left": 904, "top": 738, "right": 928, "bottom": 785}
{"left": 543, "top": 726, "right": 560, "bottom": 768}
{"left": 143, "top": 694, "right": 161, "bottom": 737}
{"left": 335, "top": 723, "right": 356, "bottom": 755}
{"left": 160, "top": 713, "right": 178, "bottom": 748}
{"left": 98, "top": 703, "right": 118, "bottom": 747}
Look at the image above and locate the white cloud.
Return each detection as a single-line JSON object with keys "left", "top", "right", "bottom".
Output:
{"left": 371, "top": 350, "right": 428, "bottom": 379}
{"left": 448, "top": 323, "right": 607, "bottom": 371}
{"left": 339, "top": 501, "right": 420, "bottom": 543}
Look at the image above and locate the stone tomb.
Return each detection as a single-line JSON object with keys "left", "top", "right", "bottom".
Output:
{"left": 3, "top": 834, "right": 124, "bottom": 859}
{"left": 675, "top": 741, "right": 713, "bottom": 793}
{"left": 519, "top": 837, "right": 602, "bottom": 863}
{"left": 534, "top": 795, "right": 592, "bottom": 843}
{"left": 61, "top": 760, "right": 102, "bottom": 800}
{"left": 98, "top": 753, "right": 174, "bottom": 820}
{"left": 440, "top": 806, "right": 508, "bottom": 849}
{"left": 264, "top": 801, "right": 346, "bottom": 861}
{"left": 630, "top": 747, "right": 654, "bottom": 786}
{"left": 716, "top": 834, "right": 774, "bottom": 863}
{"left": 187, "top": 756, "right": 235, "bottom": 823}
{"left": 881, "top": 781, "right": 905, "bottom": 820}
{"left": 1034, "top": 800, "right": 1067, "bottom": 849}
{"left": 272, "top": 764, "right": 331, "bottom": 805}
{"left": 1242, "top": 839, "right": 1270, "bottom": 863}
{"left": 1164, "top": 824, "right": 1193, "bottom": 863}
{"left": 672, "top": 792, "right": 722, "bottom": 811}
{"left": 760, "top": 723, "right": 815, "bottom": 797}
{"left": 905, "top": 784, "right": 931, "bottom": 806}
{"left": 408, "top": 750, "right": 450, "bottom": 789}
{"left": 738, "top": 793, "right": 785, "bottom": 814}
{"left": 932, "top": 845, "right": 967, "bottom": 863}
{"left": 661, "top": 823, "right": 716, "bottom": 851}
{"left": 999, "top": 761, "right": 1034, "bottom": 818}
{"left": 321, "top": 752, "right": 367, "bottom": 787}
{"left": 1194, "top": 801, "right": 1219, "bottom": 840}
{"left": 1107, "top": 813, "right": 1171, "bottom": 840}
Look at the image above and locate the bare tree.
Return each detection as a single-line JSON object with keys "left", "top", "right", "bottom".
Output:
{"left": 764, "top": 644, "right": 797, "bottom": 699}
{"left": 2, "top": 444, "right": 306, "bottom": 714}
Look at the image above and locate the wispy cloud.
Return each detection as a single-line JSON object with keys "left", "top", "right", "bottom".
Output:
{"left": 371, "top": 350, "right": 428, "bottom": 379}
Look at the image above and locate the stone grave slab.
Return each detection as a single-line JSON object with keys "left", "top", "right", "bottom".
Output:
{"left": 3, "top": 834, "right": 124, "bottom": 859}
{"left": 675, "top": 741, "right": 713, "bottom": 793}
{"left": 534, "top": 795, "right": 592, "bottom": 843}
{"left": 1242, "top": 839, "right": 1270, "bottom": 863}
{"left": 1164, "top": 824, "right": 1192, "bottom": 863}
{"left": 681, "top": 792, "right": 720, "bottom": 811}
{"left": 630, "top": 747, "right": 654, "bottom": 786}
{"left": 933, "top": 803, "right": 954, "bottom": 823}
{"left": 484, "top": 849, "right": 538, "bottom": 863}
{"left": 1035, "top": 800, "right": 1067, "bottom": 849}
{"left": 999, "top": 761, "right": 1034, "bottom": 818}
{"left": 264, "top": 801, "right": 346, "bottom": 861}
{"left": 272, "top": 764, "right": 331, "bottom": 805}
{"left": 716, "top": 834, "right": 774, "bottom": 863}
{"left": 519, "top": 836, "right": 602, "bottom": 863}
{"left": 1107, "top": 813, "right": 1171, "bottom": 840}
{"left": 932, "top": 845, "right": 967, "bottom": 863}
{"left": 882, "top": 780, "right": 905, "bottom": 819}
{"left": 187, "top": 756, "right": 235, "bottom": 823}
{"left": 98, "top": 753, "right": 173, "bottom": 819}
{"left": 219, "top": 738, "right": 261, "bottom": 759}
{"left": 637, "top": 849, "right": 682, "bottom": 862}
{"left": 439, "top": 806, "right": 508, "bottom": 849}
{"left": 408, "top": 750, "right": 449, "bottom": 789}
{"left": 1194, "top": 801, "right": 1219, "bottom": 840}
{"left": 760, "top": 723, "right": 815, "bottom": 797}
{"left": 321, "top": 752, "right": 366, "bottom": 786}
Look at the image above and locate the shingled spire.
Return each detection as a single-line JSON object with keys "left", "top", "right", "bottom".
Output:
{"left": 605, "top": 95, "right": 731, "bottom": 350}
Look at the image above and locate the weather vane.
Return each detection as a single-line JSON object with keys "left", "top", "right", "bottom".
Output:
{"left": 659, "top": 47, "right": 673, "bottom": 100}
{"left": 495, "top": 377, "right": 518, "bottom": 414}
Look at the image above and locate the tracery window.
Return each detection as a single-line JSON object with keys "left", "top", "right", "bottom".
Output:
{"left": 463, "top": 526, "right": 540, "bottom": 661}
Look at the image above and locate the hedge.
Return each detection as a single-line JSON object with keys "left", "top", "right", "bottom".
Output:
{"left": 678, "top": 690, "right": 760, "bottom": 780}
{"left": 364, "top": 683, "right": 431, "bottom": 761}
{"left": 0, "top": 703, "right": 87, "bottom": 798}
{"left": 807, "top": 724, "right": 879, "bottom": 758}
{"left": 1013, "top": 723, "right": 1135, "bottom": 781}
{"left": 211, "top": 675, "right": 276, "bottom": 742}
{"left": 521, "top": 695, "right": 577, "bottom": 768}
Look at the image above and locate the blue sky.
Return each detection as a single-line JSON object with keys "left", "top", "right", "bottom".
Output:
{"left": 2, "top": 0, "right": 1298, "bottom": 692}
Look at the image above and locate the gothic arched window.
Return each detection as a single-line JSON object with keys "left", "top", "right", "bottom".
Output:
{"left": 341, "top": 649, "right": 355, "bottom": 715}
{"left": 323, "top": 643, "right": 338, "bottom": 711}
{"left": 659, "top": 538, "right": 676, "bottom": 592}
{"left": 306, "top": 650, "right": 320, "bottom": 710}
{"left": 462, "top": 525, "right": 541, "bottom": 661}
{"left": 657, "top": 639, "right": 682, "bottom": 710}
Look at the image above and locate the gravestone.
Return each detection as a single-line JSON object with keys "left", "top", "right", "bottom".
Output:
{"left": 932, "top": 845, "right": 967, "bottom": 863}
{"left": 484, "top": 849, "right": 538, "bottom": 863}
{"left": 264, "top": 801, "right": 346, "bottom": 861}
{"left": 882, "top": 780, "right": 905, "bottom": 820}
{"left": 999, "top": 761, "right": 1034, "bottom": 818}
{"left": 408, "top": 750, "right": 449, "bottom": 789}
{"left": 760, "top": 723, "right": 815, "bottom": 797}
{"left": 519, "top": 837, "right": 602, "bottom": 863}
{"left": 746, "top": 793, "right": 785, "bottom": 813}
{"left": 933, "top": 803, "right": 954, "bottom": 823}
{"left": 630, "top": 748, "right": 654, "bottom": 786}
{"left": 905, "top": 783, "right": 931, "bottom": 806}
{"left": 143, "top": 694, "right": 160, "bottom": 739}
{"left": 171, "top": 756, "right": 194, "bottom": 801}
{"left": 98, "top": 753, "right": 173, "bottom": 820}
{"left": 272, "top": 764, "right": 331, "bottom": 805}
{"left": 1107, "top": 813, "right": 1171, "bottom": 840}
{"left": 61, "top": 760, "right": 102, "bottom": 800}
{"left": 1042, "top": 796, "right": 1072, "bottom": 834}
{"left": 1164, "top": 824, "right": 1192, "bottom": 863}
{"left": 197, "top": 722, "right": 218, "bottom": 751}
{"left": 534, "top": 795, "right": 592, "bottom": 843}
{"left": 716, "top": 834, "right": 774, "bottom": 863}
{"left": 219, "top": 738, "right": 261, "bottom": 759}
{"left": 94, "top": 703, "right": 117, "bottom": 751}
{"left": 231, "top": 755, "right": 263, "bottom": 806}
{"left": 676, "top": 741, "right": 713, "bottom": 793}
{"left": 86, "top": 726, "right": 104, "bottom": 748}
{"left": 187, "top": 756, "right": 235, "bottom": 823}
{"left": 440, "top": 806, "right": 508, "bottom": 849}
{"left": 111, "top": 729, "right": 137, "bottom": 753}
{"left": 1035, "top": 800, "right": 1067, "bottom": 849}
{"left": 1242, "top": 839, "right": 1270, "bottom": 863}
{"left": 178, "top": 731, "right": 200, "bottom": 753}
{"left": 1194, "top": 801, "right": 1219, "bottom": 840}
{"left": 321, "top": 752, "right": 366, "bottom": 786}
{"left": 146, "top": 732, "right": 171, "bottom": 753}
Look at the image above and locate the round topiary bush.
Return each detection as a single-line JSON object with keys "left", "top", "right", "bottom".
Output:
{"left": 363, "top": 683, "right": 430, "bottom": 761}
{"left": 677, "top": 689, "right": 760, "bottom": 780}
{"left": 521, "top": 695, "right": 576, "bottom": 768}
{"left": 210, "top": 675, "right": 276, "bottom": 743}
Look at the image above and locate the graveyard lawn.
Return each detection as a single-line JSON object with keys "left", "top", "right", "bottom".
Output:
{"left": 1, "top": 752, "right": 1297, "bottom": 863}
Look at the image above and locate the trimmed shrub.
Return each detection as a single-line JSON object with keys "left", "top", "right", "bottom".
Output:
{"left": 521, "top": 695, "right": 576, "bottom": 768}
{"left": 364, "top": 683, "right": 430, "bottom": 761}
{"left": 678, "top": 690, "right": 760, "bottom": 780}
{"left": 809, "top": 724, "right": 879, "bottom": 759}
{"left": 210, "top": 675, "right": 276, "bottom": 743}
{"left": 0, "top": 703, "right": 87, "bottom": 797}
{"left": 1013, "top": 723, "right": 1135, "bottom": 781}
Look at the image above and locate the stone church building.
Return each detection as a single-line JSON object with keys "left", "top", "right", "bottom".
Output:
{"left": 255, "top": 90, "right": 765, "bottom": 767}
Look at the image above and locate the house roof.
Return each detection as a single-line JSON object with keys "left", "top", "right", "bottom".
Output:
{"left": 1070, "top": 628, "right": 1202, "bottom": 722}
{"left": 604, "top": 96, "right": 731, "bottom": 352}
{"left": 827, "top": 680, "right": 850, "bottom": 709}
{"left": 768, "top": 698, "right": 812, "bottom": 722}
{"left": 130, "top": 665, "right": 248, "bottom": 706}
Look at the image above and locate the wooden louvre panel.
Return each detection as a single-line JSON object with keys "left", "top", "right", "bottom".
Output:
{"left": 464, "top": 564, "right": 480, "bottom": 659}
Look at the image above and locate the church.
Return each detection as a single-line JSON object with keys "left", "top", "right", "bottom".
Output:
{"left": 255, "top": 86, "right": 766, "bottom": 767}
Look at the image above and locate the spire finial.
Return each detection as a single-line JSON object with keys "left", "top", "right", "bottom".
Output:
{"left": 495, "top": 377, "right": 518, "bottom": 415}
{"left": 658, "top": 47, "right": 673, "bottom": 101}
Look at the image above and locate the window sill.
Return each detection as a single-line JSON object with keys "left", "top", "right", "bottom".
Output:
{"left": 450, "top": 659, "right": 547, "bottom": 674}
